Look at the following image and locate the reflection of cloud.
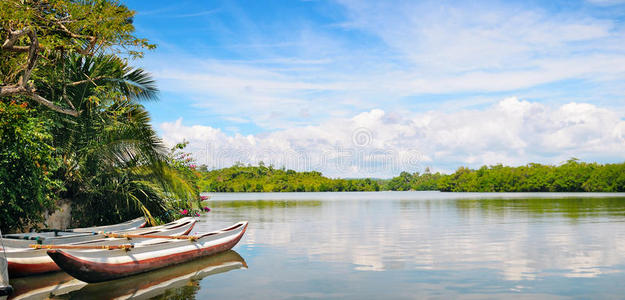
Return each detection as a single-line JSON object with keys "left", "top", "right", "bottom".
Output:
{"left": 352, "top": 246, "right": 385, "bottom": 271}
{"left": 503, "top": 259, "right": 536, "bottom": 281}
{"left": 201, "top": 193, "right": 625, "bottom": 281}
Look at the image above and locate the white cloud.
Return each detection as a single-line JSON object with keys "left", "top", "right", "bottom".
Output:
{"left": 160, "top": 98, "right": 625, "bottom": 177}
{"left": 144, "top": 0, "right": 625, "bottom": 131}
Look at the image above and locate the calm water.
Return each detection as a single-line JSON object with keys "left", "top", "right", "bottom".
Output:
{"left": 10, "top": 191, "right": 625, "bottom": 299}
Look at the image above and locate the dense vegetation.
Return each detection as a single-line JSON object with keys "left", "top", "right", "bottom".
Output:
{"left": 0, "top": 0, "right": 199, "bottom": 232}
{"left": 433, "top": 159, "right": 625, "bottom": 192}
{"left": 0, "top": 101, "right": 60, "bottom": 230}
{"left": 198, "top": 160, "right": 625, "bottom": 193}
{"left": 198, "top": 163, "right": 381, "bottom": 192}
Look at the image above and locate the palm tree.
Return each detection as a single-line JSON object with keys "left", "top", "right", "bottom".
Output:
{"left": 37, "top": 53, "right": 198, "bottom": 226}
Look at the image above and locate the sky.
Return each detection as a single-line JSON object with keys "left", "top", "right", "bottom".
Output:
{"left": 125, "top": 0, "right": 625, "bottom": 178}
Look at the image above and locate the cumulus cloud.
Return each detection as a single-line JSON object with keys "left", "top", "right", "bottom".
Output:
{"left": 160, "top": 98, "right": 625, "bottom": 177}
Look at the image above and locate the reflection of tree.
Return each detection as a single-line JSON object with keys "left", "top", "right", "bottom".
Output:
{"left": 211, "top": 200, "right": 322, "bottom": 209}
{"left": 454, "top": 197, "right": 625, "bottom": 220}
{"left": 152, "top": 283, "right": 199, "bottom": 300}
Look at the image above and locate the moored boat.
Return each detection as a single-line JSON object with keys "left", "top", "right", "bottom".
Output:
{"left": 69, "top": 217, "right": 147, "bottom": 233}
{"left": 4, "top": 217, "right": 196, "bottom": 277}
{"left": 1, "top": 217, "right": 147, "bottom": 248}
{"left": 47, "top": 221, "right": 248, "bottom": 283}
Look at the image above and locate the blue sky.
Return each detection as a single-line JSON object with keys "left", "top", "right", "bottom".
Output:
{"left": 124, "top": 0, "right": 625, "bottom": 177}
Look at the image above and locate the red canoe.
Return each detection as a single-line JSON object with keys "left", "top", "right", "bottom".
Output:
{"left": 48, "top": 221, "right": 248, "bottom": 283}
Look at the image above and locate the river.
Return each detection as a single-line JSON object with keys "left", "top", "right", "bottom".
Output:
{"left": 10, "top": 191, "right": 625, "bottom": 299}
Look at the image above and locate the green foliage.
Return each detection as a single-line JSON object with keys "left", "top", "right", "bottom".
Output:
{"left": 387, "top": 160, "right": 625, "bottom": 192}
{"left": 48, "top": 54, "right": 198, "bottom": 226}
{"left": 0, "top": 102, "right": 61, "bottom": 232}
{"left": 198, "top": 164, "right": 380, "bottom": 192}
{"left": 1, "top": 0, "right": 199, "bottom": 231}
{"left": 199, "top": 160, "right": 625, "bottom": 193}
{"left": 1, "top": 0, "right": 155, "bottom": 89}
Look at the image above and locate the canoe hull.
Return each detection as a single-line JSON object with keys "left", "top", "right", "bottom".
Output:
{"left": 48, "top": 222, "right": 247, "bottom": 283}
{"left": 7, "top": 261, "right": 61, "bottom": 278}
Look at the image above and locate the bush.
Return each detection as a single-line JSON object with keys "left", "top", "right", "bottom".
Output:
{"left": 0, "top": 102, "right": 60, "bottom": 232}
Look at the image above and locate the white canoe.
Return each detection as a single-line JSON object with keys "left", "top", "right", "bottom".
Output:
{"left": 4, "top": 217, "right": 196, "bottom": 277}
{"left": 70, "top": 217, "right": 147, "bottom": 233}
{"left": 1, "top": 217, "right": 147, "bottom": 248}
{"left": 48, "top": 221, "right": 248, "bottom": 283}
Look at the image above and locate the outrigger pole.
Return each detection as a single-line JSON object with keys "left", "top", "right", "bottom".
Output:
{"left": 0, "top": 229, "right": 13, "bottom": 296}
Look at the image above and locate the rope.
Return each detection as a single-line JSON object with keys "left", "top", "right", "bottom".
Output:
{"left": 103, "top": 233, "right": 197, "bottom": 241}
{"left": 29, "top": 244, "right": 134, "bottom": 251}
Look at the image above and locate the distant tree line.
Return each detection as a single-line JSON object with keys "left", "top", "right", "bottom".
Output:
{"left": 198, "top": 159, "right": 625, "bottom": 193}
{"left": 423, "top": 159, "right": 625, "bottom": 192}
{"left": 198, "top": 162, "right": 381, "bottom": 192}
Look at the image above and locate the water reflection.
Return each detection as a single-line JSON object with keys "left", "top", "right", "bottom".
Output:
{"left": 10, "top": 192, "right": 625, "bottom": 299}
{"left": 203, "top": 192, "right": 625, "bottom": 293}
{"left": 453, "top": 197, "right": 625, "bottom": 220}
{"left": 9, "top": 250, "right": 246, "bottom": 300}
{"left": 9, "top": 272, "right": 84, "bottom": 300}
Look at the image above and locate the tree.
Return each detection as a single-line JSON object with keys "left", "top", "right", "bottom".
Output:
{"left": 0, "top": 101, "right": 60, "bottom": 232}
{"left": 49, "top": 54, "right": 197, "bottom": 226}
{"left": 1, "top": 0, "right": 155, "bottom": 116}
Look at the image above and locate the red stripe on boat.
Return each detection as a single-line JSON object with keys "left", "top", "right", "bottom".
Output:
{"left": 8, "top": 261, "right": 60, "bottom": 277}
{"left": 182, "top": 221, "right": 196, "bottom": 235}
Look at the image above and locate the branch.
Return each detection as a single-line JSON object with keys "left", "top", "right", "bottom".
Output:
{"left": 67, "top": 75, "right": 107, "bottom": 86}
{"left": 2, "top": 28, "right": 44, "bottom": 53}
{"left": 27, "top": 90, "right": 80, "bottom": 117}
{"left": 1, "top": 27, "right": 80, "bottom": 117}
{"left": 21, "top": 28, "right": 39, "bottom": 87}
{"left": 62, "top": 91, "right": 77, "bottom": 111}
{"left": 55, "top": 20, "right": 98, "bottom": 55}
{"left": 56, "top": 21, "right": 95, "bottom": 41}
{"left": 1, "top": 28, "right": 30, "bottom": 49}
{"left": 0, "top": 85, "right": 80, "bottom": 117}
{"left": 1, "top": 45, "right": 30, "bottom": 52}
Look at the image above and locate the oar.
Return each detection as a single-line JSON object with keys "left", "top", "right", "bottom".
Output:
{"left": 29, "top": 244, "right": 133, "bottom": 250}
{"left": 103, "top": 233, "right": 200, "bottom": 241}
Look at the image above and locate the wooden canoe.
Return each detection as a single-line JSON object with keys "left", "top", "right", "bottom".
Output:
{"left": 48, "top": 221, "right": 248, "bottom": 283}
{"left": 1, "top": 217, "right": 147, "bottom": 248}
{"left": 4, "top": 217, "right": 196, "bottom": 277}
{"left": 70, "top": 217, "right": 147, "bottom": 233}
